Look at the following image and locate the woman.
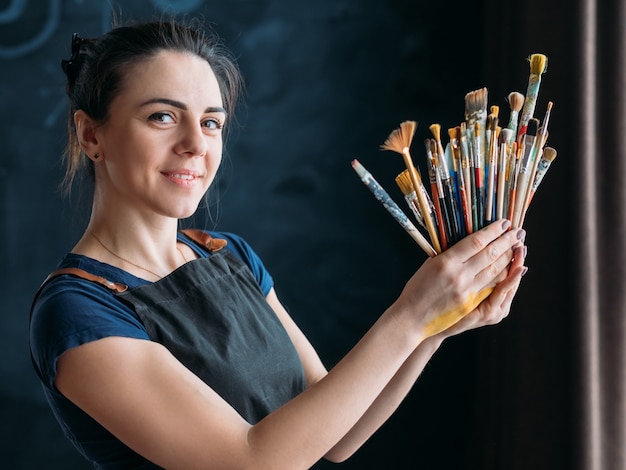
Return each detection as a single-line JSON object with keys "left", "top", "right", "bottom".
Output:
{"left": 30, "top": 20, "right": 527, "bottom": 469}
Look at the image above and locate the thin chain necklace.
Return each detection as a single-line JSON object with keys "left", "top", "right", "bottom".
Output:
{"left": 90, "top": 230, "right": 188, "bottom": 279}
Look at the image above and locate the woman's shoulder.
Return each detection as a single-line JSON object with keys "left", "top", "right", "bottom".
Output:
{"left": 31, "top": 253, "right": 150, "bottom": 324}
{"left": 30, "top": 253, "right": 150, "bottom": 387}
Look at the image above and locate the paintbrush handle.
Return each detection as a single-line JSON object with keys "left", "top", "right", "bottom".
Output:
{"left": 459, "top": 184, "right": 472, "bottom": 235}
{"left": 496, "top": 144, "right": 507, "bottom": 220}
{"left": 449, "top": 169, "right": 465, "bottom": 238}
{"left": 442, "top": 179, "right": 461, "bottom": 244}
{"left": 462, "top": 166, "right": 473, "bottom": 233}
{"left": 352, "top": 160, "right": 437, "bottom": 257}
{"left": 507, "top": 111, "right": 520, "bottom": 139}
{"left": 530, "top": 156, "right": 554, "bottom": 195}
{"left": 403, "top": 194, "right": 426, "bottom": 229}
{"left": 512, "top": 170, "right": 531, "bottom": 228}
{"left": 486, "top": 158, "right": 496, "bottom": 223}
{"left": 430, "top": 182, "right": 448, "bottom": 251}
{"left": 402, "top": 153, "right": 442, "bottom": 254}
{"left": 474, "top": 167, "right": 484, "bottom": 229}
{"left": 518, "top": 74, "right": 542, "bottom": 139}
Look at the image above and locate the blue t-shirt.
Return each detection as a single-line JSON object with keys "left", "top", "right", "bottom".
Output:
{"left": 29, "top": 230, "right": 275, "bottom": 468}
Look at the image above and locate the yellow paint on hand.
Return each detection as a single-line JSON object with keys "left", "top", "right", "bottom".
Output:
{"left": 422, "top": 286, "right": 494, "bottom": 338}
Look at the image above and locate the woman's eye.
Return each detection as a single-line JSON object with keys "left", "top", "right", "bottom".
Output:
{"left": 149, "top": 112, "right": 175, "bottom": 124}
{"left": 203, "top": 118, "right": 223, "bottom": 130}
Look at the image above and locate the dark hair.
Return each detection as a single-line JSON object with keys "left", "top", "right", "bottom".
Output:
{"left": 61, "top": 20, "right": 243, "bottom": 192}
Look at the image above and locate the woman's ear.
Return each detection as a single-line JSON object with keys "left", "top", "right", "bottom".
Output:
{"left": 74, "top": 110, "right": 101, "bottom": 162}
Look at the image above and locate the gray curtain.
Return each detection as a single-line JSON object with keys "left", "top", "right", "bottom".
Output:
{"left": 578, "top": 0, "right": 626, "bottom": 468}
{"left": 476, "top": 0, "right": 626, "bottom": 468}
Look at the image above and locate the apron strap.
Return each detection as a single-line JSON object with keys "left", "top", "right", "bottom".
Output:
{"left": 30, "top": 267, "right": 129, "bottom": 319}
{"left": 41, "top": 267, "right": 129, "bottom": 293}
{"left": 181, "top": 229, "right": 228, "bottom": 252}
{"left": 37, "top": 230, "right": 226, "bottom": 293}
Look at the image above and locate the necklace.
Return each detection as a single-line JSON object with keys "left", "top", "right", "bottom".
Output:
{"left": 90, "top": 231, "right": 188, "bottom": 279}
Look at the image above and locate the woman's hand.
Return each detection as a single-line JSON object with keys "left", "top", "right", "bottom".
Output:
{"left": 433, "top": 242, "right": 526, "bottom": 340}
{"left": 389, "top": 219, "right": 526, "bottom": 341}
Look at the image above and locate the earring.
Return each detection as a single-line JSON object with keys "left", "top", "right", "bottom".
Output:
{"left": 92, "top": 153, "right": 100, "bottom": 160}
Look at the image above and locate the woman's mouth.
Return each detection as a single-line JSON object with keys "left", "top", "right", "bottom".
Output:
{"left": 162, "top": 171, "right": 202, "bottom": 187}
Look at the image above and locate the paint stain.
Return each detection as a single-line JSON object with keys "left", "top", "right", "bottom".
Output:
{"left": 422, "top": 286, "right": 494, "bottom": 338}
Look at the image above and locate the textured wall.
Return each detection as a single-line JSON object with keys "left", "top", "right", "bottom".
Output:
{"left": 0, "top": 1, "right": 488, "bottom": 468}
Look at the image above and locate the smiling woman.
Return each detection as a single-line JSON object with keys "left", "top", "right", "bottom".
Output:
{"left": 75, "top": 51, "right": 225, "bottom": 224}
{"left": 29, "top": 19, "right": 528, "bottom": 470}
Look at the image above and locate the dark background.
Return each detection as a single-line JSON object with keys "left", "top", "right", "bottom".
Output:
{"left": 0, "top": 1, "right": 573, "bottom": 468}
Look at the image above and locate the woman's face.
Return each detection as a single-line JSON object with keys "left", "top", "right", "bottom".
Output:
{"left": 92, "top": 50, "right": 226, "bottom": 220}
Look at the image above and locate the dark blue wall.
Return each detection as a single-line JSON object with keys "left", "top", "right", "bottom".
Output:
{"left": 1, "top": 1, "right": 494, "bottom": 468}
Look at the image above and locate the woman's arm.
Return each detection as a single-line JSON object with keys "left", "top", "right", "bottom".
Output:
{"left": 267, "top": 239, "right": 527, "bottom": 462}
{"left": 327, "top": 242, "right": 527, "bottom": 461}
{"left": 55, "top": 221, "right": 525, "bottom": 469}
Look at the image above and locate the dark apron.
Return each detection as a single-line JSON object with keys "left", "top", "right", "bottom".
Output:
{"left": 115, "top": 248, "right": 306, "bottom": 424}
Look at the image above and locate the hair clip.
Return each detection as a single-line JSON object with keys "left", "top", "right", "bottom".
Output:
{"left": 61, "top": 33, "right": 86, "bottom": 84}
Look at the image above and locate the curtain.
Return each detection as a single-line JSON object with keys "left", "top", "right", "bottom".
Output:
{"left": 476, "top": 0, "right": 626, "bottom": 468}
{"left": 578, "top": 0, "right": 626, "bottom": 468}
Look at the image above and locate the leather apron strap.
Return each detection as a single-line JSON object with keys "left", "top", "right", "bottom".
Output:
{"left": 37, "top": 230, "right": 227, "bottom": 293}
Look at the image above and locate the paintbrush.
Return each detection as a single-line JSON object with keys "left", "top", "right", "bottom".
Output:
{"left": 485, "top": 106, "right": 497, "bottom": 161}
{"left": 521, "top": 101, "right": 552, "bottom": 216}
{"left": 526, "top": 146, "right": 557, "bottom": 206}
{"left": 430, "top": 124, "right": 461, "bottom": 244}
{"left": 485, "top": 114, "right": 499, "bottom": 223}
{"left": 511, "top": 118, "right": 540, "bottom": 227}
{"left": 352, "top": 159, "right": 437, "bottom": 257}
{"left": 506, "top": 92, "right": 525, "bottom": 141}
{"left": 465, "top": 87, "right": 489, "bottom": 178}
{"left": 497, "top": 128, "right": 514, "bottom": 220}
{"left": 507, "top": 139, "right": 523, "bottom": 222}
{"left": 381, "top": 121, "right": 442, "bottom": 253}
{"left": 448, "top": 127, "right": 468, "bottom": 237}
{"left": 517, "top": 53, "right": 548, "bottom": 140}
{"left": 395, "top": 170, "right": 427, "bottom": 229}
{"left": 424, "top": 139, "right": 449, "bottom": 250}
{"left": 519, "top": 101, "right": 554, "bottom": 226}
{"left": 458, "top": 122, "right": 474, "bottom": 233}
{"left": 430, "top": 139, "right": 455, "bottom": 247}
{"left": 472, "top": 122, "right": 485, "bottom": 228}
{"left": 537, "top": 100, "right": 553, "bottom": 149}
{"left": 487, "top": 106, "right": 500, "bottom": 160}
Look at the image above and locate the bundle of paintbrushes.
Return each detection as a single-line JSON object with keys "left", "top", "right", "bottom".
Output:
{"left": 352, "top": 53, "right": 557, "bottom": 257}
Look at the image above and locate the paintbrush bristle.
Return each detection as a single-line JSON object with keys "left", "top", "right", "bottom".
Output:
{"left": 395, "top": 170, "right": 415, "bottom": 195}
{"left": 465, "top": 87, "right": 488, "bottom": 117}
{"left": 448, "top": 127, "right": 458, "bottom": 141}
{"left": 429, "top": 123, "right": 442, "bottom": 142}
{"left": 527, "top": 118, "right": 540, "bottom": 136}
{"left": 542, "top": 147, "right": 557, "bottom": 162}
{"left": 381, "top": 120, "right": 417, "bottom": 154}
{"left": 529, "top": 53, "right": 548, "bottom": 75}
{"left": 500, "top": 128, "right": 514, "bottom": 143}
{"left": 508, "top": 92, "right": 525, "bottom": 112}
{"left": 490, "top": 105, "right": 500, "bottom": 117}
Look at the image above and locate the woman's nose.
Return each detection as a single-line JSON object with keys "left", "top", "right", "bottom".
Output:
{"left": 174, "top": 122, "right": 208, "bottom": 157}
